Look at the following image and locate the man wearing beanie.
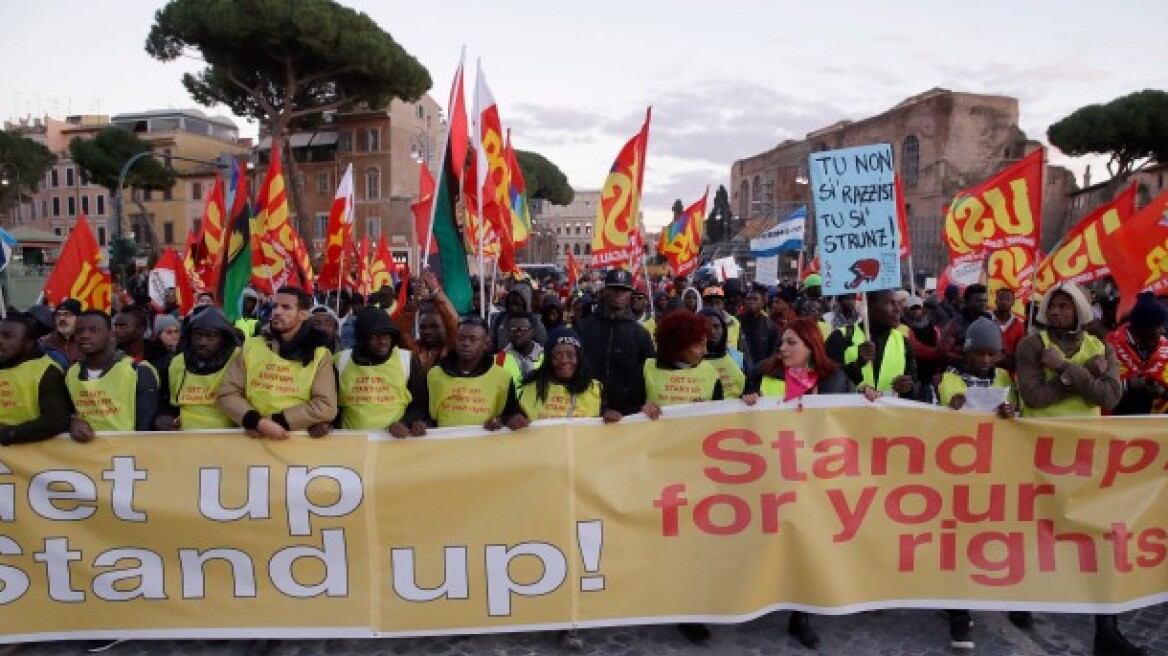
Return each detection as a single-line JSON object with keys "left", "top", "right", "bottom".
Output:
{"left": 41, "top": 298, "right": 83, "bottom": 364}
{"left": 1107, "top": 291, "right": 1168, "bottom": 415}
{"left": 1014, "top": 282, "right": 1139, "bottom": 656}
{"left": 336, "top": 307, "right": 427, "bottom": 436}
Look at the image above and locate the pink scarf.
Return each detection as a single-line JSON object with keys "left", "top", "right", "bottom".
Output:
{"left": 784, "top": 367, "right": 819, "bottom": 402}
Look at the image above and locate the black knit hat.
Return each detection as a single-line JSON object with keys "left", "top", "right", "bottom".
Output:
{"left": 354, "top": 307, "right": 399, "bottom": 344}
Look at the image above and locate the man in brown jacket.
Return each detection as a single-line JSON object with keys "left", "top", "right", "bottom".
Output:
{"left": 217, "top": 286, "right": 337, "bottom": 440}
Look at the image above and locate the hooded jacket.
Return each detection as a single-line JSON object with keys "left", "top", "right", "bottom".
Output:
{"left": 576, "top": 306, "right": 656, "bottom": 415}
{"left": 158, "top": 308, "right": 241, "bottom": 420}
{"left": 491, "top": 284, "right": 548, "bottom": 348}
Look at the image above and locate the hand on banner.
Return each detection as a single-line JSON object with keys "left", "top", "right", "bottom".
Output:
{"left": 505, "top": 414, "right": 529, "bottom": 431}
{"left": 996, "top": 402, "right": 1016, "bottom": 419}
{"left": 642, "top": 402, "right": 663, "bottom": 420}
{"left": 154, "top": 415, "right": 181, "bottom": 431}
{"left": 892, "top": 375, "right": 914, "bottom": 395}
{"left": 252, "top": 418, "right": 288, "bottom": 440}
{"left": 1040, "top": 348, "right": 1067, "bottom": 372}
{"left": 484, "top": 417, "right": 503, "bottom": 431}
{"left": 69, "top": 418, "right": 96, "bottom": 444}
{"left": 307, "top": 422, "right": 332, "bottom": 438}
{"left": 860, "top": 385, "right": 881, "bottom": 402}
{"left": 602, "top": 409, "right": 623, "bottom": 423}
{"left": 856, "top": 342, "right": 876, "bottom": 366}
{"left": 388, "top": 422, "right": 411, "bottom": 439}
{"left": 742, "top": 393, "right": 760, "bottom": 406}
{"left": 948, "top": 394, "right": 966, "bottom": 411}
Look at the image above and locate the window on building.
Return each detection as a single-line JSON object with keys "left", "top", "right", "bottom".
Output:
{"left": 586, "top": 225, "right": 592, "bottom": 235}
{"left": 575, "top": 224, "right": 581, "bottom": 235}
{"left": 416, "top": 105, "right": 425, "bottom": 119}
{"left": 192, "top": 182, "right": 203, "bottom": 201}
{"left": 67, "top": 197, "right": 76, "bottom": 216}
{"left": 52, "top": 198, "right": 60, "bottom": 217}
{"left": 41, "top": 200, "right": 47, "bottom": 217}
{"left": 585, "top": 243, "right": 591, "bottom": 255}
{"left": 739, "top": 180, "right": 749, "bottom": 216}
{"left": 81, "top": 195, "right": 90, "bottom": 215}
{"left": 163, "top": 186, "right": 173, "bottom": 201}
{"left": 573, "top": 243, "right": 581, "bottom": 255}
{"left": 556, "top": 226, "right": 561, "bottom": 235}
{"left": 80, "top": 170, "right": 89, "bottom": 186}
{"left": 50, "top": 169, "right": 59, "bottom": 188}
{"left": 751, "top": 175, "right": 761, "bottom": 209}
{"left": 96, "top": 195, "right": 105, "bottom": 216}
{"left": 30, "top": 201, "right": 36, "bottom": 220}
{"left": 317, "top": 171, "right": 331, "bottom": 195}
{"left": 97, "top": 226, "right": 106, "bottom": 246}
{"left": 315, "top": 213, "right": 329, "bottom": 240}
{"left": 366, "top": 128, "right": 380, "bottom": 152}
{"left": 367, "top": 217, "right": 380, "bottom": 239}
{"left": 191, "top": 218, "right": 202, "bottom": 235}
{"left": 901, "top": 135, "right": 920, "bottom": 188}
{"left": 164, "top": 222, "right": 175, "bottom": 244}
{"left": 143, "top": 189, "right": 154, "bottom": 201}
{"left": 66, "top": 167, "right": 75, "bottom": 187}
{"left": 365, "top": 168, "right": 381, "bottom": 200}
{"left": 337, "top": 132, "right": 353, "bottom": 153}
{"left": 54, "top": 227, "right": 62, "bottom": 237}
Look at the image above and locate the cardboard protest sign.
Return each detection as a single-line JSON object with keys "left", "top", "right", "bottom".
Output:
{"left": 809, "top": 145, "right": 901, "bottom": 295}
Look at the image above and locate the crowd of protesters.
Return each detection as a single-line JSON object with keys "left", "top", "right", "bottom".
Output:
{"left": 0, "top": 262, "right": 1159, "bottom": 656}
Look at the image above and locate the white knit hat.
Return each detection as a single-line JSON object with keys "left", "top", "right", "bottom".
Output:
{"left": 1037, "top": 282, "right": 1092, "bottom": 329}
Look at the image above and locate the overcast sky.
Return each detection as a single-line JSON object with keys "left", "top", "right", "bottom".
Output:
{"left": 3, "top": 0, "right": 1166, "bottom": 228}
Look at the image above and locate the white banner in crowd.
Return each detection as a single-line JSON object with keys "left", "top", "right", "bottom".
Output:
{"left": 749, "top": 206, "right": 806, "bottom": 257}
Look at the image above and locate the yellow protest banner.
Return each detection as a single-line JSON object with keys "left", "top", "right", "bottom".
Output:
{"left": 1, "top": 398, "right": 1166, "bottom": 642}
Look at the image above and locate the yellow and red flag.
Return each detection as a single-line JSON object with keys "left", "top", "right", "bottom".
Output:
{"left": 319, "top": 164, "right": 355, "bottom": 291}
{"left": 1099, "top": 188, "right": 1168, "bottom": 318}
{"left": 194, "top": 173, "right": 227, "bottom": 291}
{"left": 355, "top": 235, "right": 374, "bottom": 297}
{"left": 250, "top": 146, "right": 306, "bottom": 293}
{"left": 657, "top": 188, "right": 707, "bottom": 277}
{"left": 941, "top": 149, "right": 1044, "bottom": 294}
{"left": 591, "top": 108, "right": 651, "bottom": 269}
{"left": 1032, "top": 183, "right": 1137, "bottom": 300}
{"left": 474, "top": 65, "right": 517, "bottom": 273}
{"left": 44, "top": 213, "right": 109, "bottom": 311}
{"left": 369, "top": 235, "right": 396, "bottom": 294}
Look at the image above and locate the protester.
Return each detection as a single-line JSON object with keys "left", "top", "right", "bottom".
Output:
{"left": 518, "top": 327, "right": 612, "bottom": 421}
{"left": 155, "top": 307, "right": 241, "bottom": 430}
{"left": 700, "top": 308, "right": 745, "bottom": 398}
{"left": 491, "top": 281, "right": 547, "bottom": 349}
{"left": 1013, "top": 282, "right": 1137, "bottom": 656}
{"left": 146, "top": 314, "right": 181, "bottom": 370}
{"left": 702, "top": 286, "right": 741, "bottom": 351}
{"left": 337, "top": 307, "right": 428, "bottom": 436}
{"left": 540, "top": 295, "right": 566, "bottom": 332}
{"left": 828, "top": 289, "right": 916, "bottom": 399}
{"left": 217, "top": 286, "right": 337, "bottom": 440}
{"left": 680, "top": 287, "right": 702, "bottom": 313}
{"left": 41, "top": 298, "right": 82, "bottom": 363}
{"left": 235, "top": 288, "right": 262, "bottom": 338}
{"left": 113, "top": 307, "right": 150, "bottom": 362}
{"left": 309, "top": 305, "right": 342, "bottom": 352}
{"left": 824, "top": 294, "right": 861, "bottom": 330}
{"left": 414, "top": 306, "right": 456, "bottom": 375}
{"left": 66, "top": 310, "right": 160, "bottom": 440}
{"left": 740, "top": 316, "right": 851, "bottom": 649}
{"left": 498, "top": 314, "right": 544, "bottom": 390}
{"left": 0, "top": 313, "right": 73, "bottom": 444}
{"left": 941, "top": 284, "right": 991, "bottom": 365}
{"left": 938, "top": 318, "right": 1016, "bottom": 418}
{"left": 801, "top": 273, "right": 823, "bottom": 300}
{"left": 426, "top": 316, "right": 527, "bottom": 430}
{"left": 904, "top": 295, "right": 944, "bottom": 402}
{"left": 739, "top": 288, "right": 778, "bottom": 371}
{"left": 1106, "top": 292, "right": 1168, "bottom": 415}
{"left": 577, "top": 270, "right": 655, "bottom": 417}
{"left": 991, "top": 288, "right": 1025, "bottom": 371}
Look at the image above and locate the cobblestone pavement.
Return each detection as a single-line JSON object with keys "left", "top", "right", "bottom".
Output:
{"left": 8, "top": 605, "right": 1166, "bottom": 656}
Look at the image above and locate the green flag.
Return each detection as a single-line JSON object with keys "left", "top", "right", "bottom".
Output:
{"left": 426, "top": 58, "right": 472, "bottom": 315}
{"left": 218, "top": 168, "right": 252, "bottom": 321}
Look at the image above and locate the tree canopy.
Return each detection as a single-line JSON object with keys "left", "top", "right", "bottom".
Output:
{"left": 705, "top": 185, "right": 732, "bottom": 243}
{"left": 69, "top": 128, "right": 176, "bottom": 192}
{"left": 1047, "top": 89, "right": 1168, "bottom": 180}
{"left": 145, "top": 0, "right": 431, "bottom": 136}
{"left": 0, "top": 131, "right": 56, "bottom": 211}
{"left": 515, "top": 150, "right": 574, "bottom": 205}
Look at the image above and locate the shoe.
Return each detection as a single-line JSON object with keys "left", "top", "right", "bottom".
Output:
{"left": 677, "top": 623, "right": 711, "bottom": 645}
{"left": 948, "top": 610, "right": 974, "bottom": 650}
{"left": 1094, "top": 615, "right": 1147, "bottom": 656}
{"left": 559, "top": 629, "right": 584, "bottom": 650}
{"left": 787, "top": 611, "right": 820, "bottom": 650}
{"left": 1007, "top": 611, "right": 1033, "bottom": 630}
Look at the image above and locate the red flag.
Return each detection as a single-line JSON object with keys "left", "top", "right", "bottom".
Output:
{"left": 44, "top": 213, "right": 109, "bottom": 311}
{"left": 1033, "top": 183, "right": 1137, "bottom": 299}
{"left": 591, "top": 108, "right": 651, "bottom": 269}
{"left": 198, "top": 174, "right": 227, "bottom": 289}
{"left": 411, "top": 162, "right": 437, "bottom": 256}
{"left": 566, "top": 250, "right": 580, "bottom": 287}
{"left": 800, "top": 254, "right": 820, "bottom": 279}
{"left": 894, "top": 174, "right": 911, "bottom": 259}
{"left": 1099, "top": 188, "right": 1168, "bottom": 318}
{"left": 319, "top": 164, "right": 355, "bottom": 290}
{"left": 369, "top": 235, "right": 396, "bottom": 294}
{"left": 183, "top": 225, "right": 206, "bottom": 293}
{"left": 148, "top": 247, "right": 195, "bottom": 315}
{"left": 251, "top": 146, "right": 301, "bottom": 294}
{"left": 356, "top": 235, "right": 374, "bottom": 297}
{"left": 390, "top": 265, "right": 411, "bottom": 320}
{"left": 658, "top": 189, "right": 707, "bottom": 277}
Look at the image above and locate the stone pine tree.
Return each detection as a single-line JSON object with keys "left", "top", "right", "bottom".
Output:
{"left": 145, "top": 0, "right": 432, "bottom": 242}
{"left": 704, "top": 184, "right": 733, "bottom": 244}
{"left": 1048, "top": 89, "right": 1168, "bottom": 194}
{"left": 515, "top": 150, "right": 574, "bottom": 205}
{"left": 671, "top": 199, "right": 684, "bottom": 220}
{"left": 69, "top": 127, "right": 176, "bottom": 277}
{"left": 0, "top": 131, "right": 56, "bottom": 213}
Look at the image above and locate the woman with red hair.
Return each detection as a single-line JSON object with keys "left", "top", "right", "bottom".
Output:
{"left": 642, "top": 310, "right": 725, "bottom": 420}
{"left": 741, "top": 317, "right": 854, "bottom": 650}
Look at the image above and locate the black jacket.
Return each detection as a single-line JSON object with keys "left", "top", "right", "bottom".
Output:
{"left": 576, "top": 309, "right": 656, "bottom": 415}
{"left": 739, "top": 311, "right": 778, "bottom": 369}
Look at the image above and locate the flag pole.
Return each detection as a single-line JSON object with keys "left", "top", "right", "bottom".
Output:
{"left": 0, "top": 283, "right": 7, "bottom": 319}
{"left": 335, "top": 236, "right": 346, "bottom": 314}
{"left": 907, "top": 253, "right": 918, "bottom": 298}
